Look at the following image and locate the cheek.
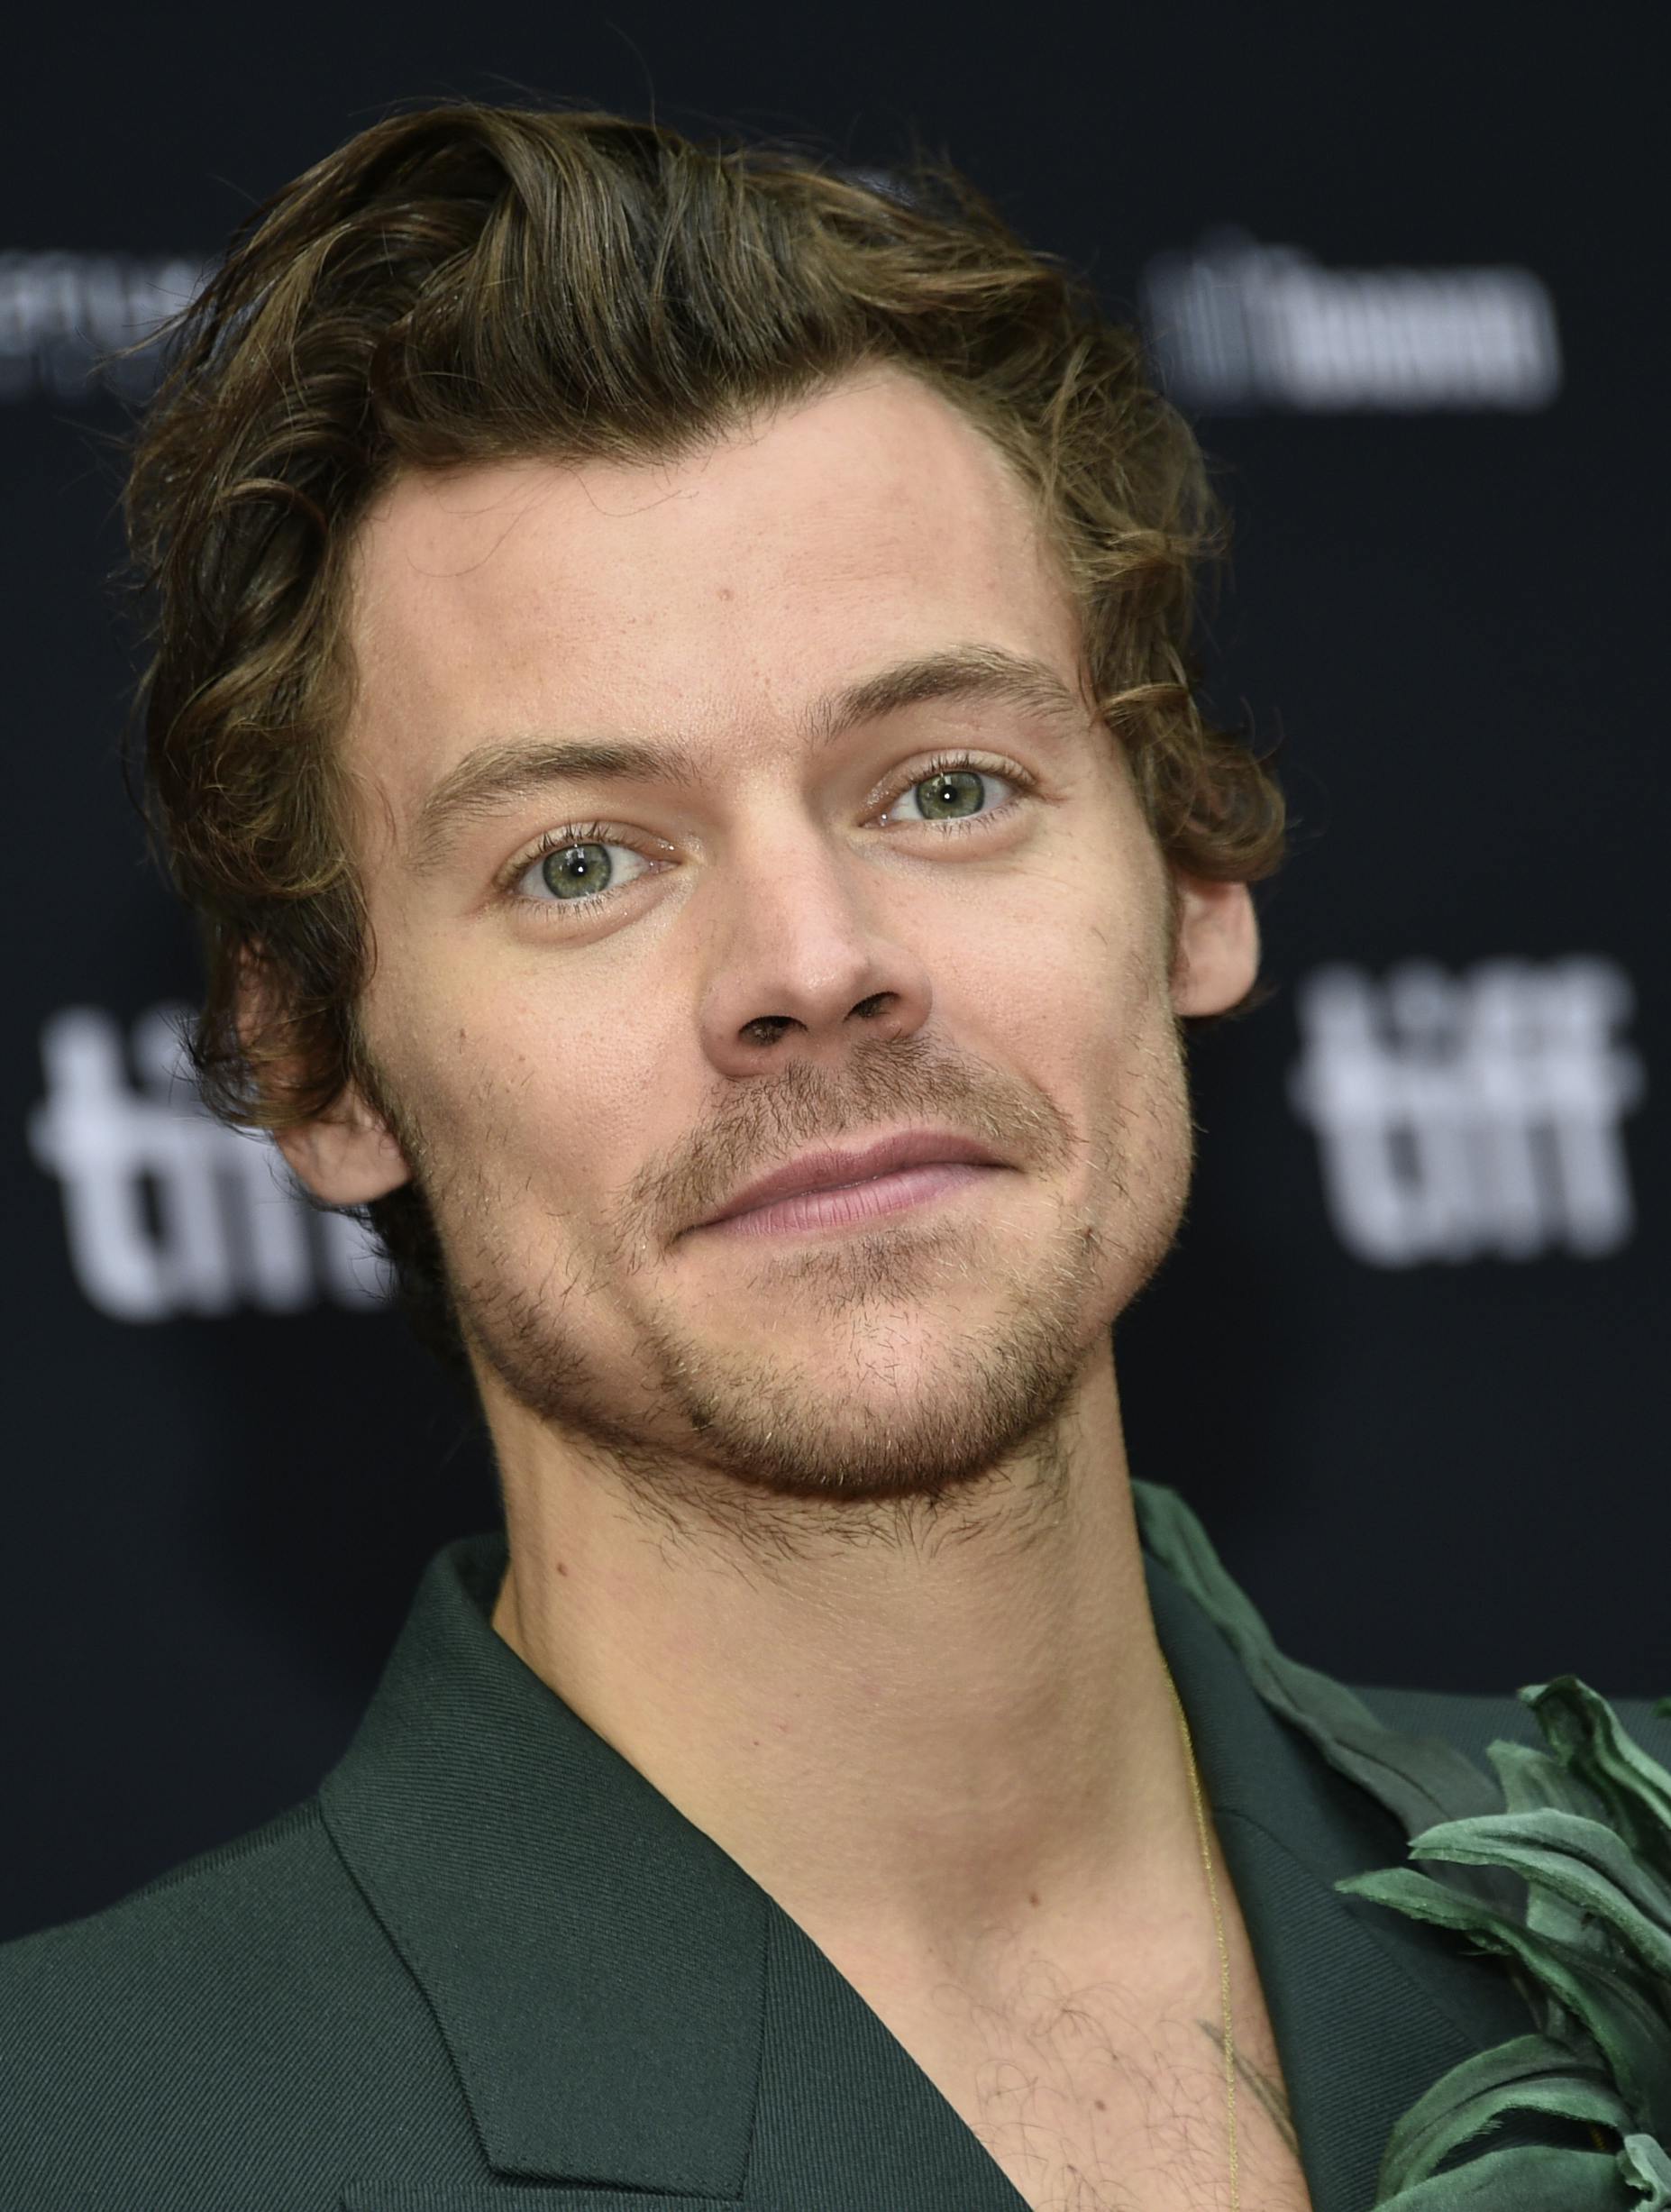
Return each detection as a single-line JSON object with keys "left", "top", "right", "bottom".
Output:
{"left": 359, "top": 961, "right": 526, "bottom": 1183}
{"left": 979, "top": 835, "right": 1159, "bottom": 1027}
{"left": 388, "top": 987, "right": 661, "bottom": 1243}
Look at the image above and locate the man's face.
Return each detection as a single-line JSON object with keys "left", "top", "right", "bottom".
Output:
{"left": 313, "top": 368, "right": 1243, "bottom": 1506}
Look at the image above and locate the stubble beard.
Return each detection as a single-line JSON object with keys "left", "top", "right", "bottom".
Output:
{"left": 386, "top": 990, "right": 1197, "bottom": 1563}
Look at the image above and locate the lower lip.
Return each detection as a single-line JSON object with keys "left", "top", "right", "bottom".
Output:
{"left": 699, "top": 1162, "right": 999, "bottom": 1240}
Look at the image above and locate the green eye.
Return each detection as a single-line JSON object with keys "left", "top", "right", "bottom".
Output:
{"left": 541, "top": 843, "right": 619, "bottom": 901}
{"left": 509, "top": 821, "right": 658, "bottom": 911}
{"left": 910, "top": 768, "right": 991, "bottom": 822}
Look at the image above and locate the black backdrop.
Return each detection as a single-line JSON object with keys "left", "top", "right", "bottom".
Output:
{"left": 4, "top": 4, "right": 1661, "bottom": 1943}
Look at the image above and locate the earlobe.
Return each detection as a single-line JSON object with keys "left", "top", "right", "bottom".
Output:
{"left": 1170, "top": 873, "right": 1260, "bottom": 1019}
{"left": 274, "top": 1087, "right": 413, "bottom": 1207}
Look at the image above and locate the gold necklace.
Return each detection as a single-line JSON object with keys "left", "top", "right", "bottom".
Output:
{"left": 1162, "top": 1655, "right": 1239, "bottom": 2209}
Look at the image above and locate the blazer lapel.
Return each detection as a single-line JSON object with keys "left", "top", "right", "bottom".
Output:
{"left": 320, "top": 1533, "right": 764, "bottom": 2198}
{"left": 1145, "top": 1552, "right": 1538, "bottom": 2212}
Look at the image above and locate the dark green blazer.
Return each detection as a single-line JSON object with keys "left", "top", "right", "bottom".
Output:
{"left": 4, "top": 1506, "right": 1663, "bottom": 2210}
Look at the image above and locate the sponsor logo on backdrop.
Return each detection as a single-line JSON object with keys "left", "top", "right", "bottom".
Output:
{"left": 0, "top": 251, "right": 207, "bottom": 404}
{"left": 1141, "top": 230, "right": 1561, "bottom": 414}
{"left": 1287, "top": 957, "right": 1644, "bottom": 1266}
{"left": 28, "top": 1006, "right": 389, "bottom": 1321}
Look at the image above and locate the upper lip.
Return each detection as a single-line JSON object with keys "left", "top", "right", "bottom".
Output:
{"left": 694, "top": 1128, "right": 1007, "bottom": 1229}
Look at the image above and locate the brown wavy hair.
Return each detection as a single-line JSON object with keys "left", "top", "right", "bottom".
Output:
{"left": 126, "top": 100, "right": 1285, "bottom": 1367}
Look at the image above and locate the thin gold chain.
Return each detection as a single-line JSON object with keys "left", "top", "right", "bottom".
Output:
{"left": 1161, "top": 1656, "right": 1239, "bottom": 2210}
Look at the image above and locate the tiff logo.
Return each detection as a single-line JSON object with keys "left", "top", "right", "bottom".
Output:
{"left": 1141, "top": 229, "right": 1561, "bottom": 414}
{"left": 28, "top": 1006, "right": 388, "bottom": 1322}
{"left": 1287, "top": 958, "right": 1646, "bottom": 1266}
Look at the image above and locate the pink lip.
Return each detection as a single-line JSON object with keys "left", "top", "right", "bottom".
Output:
{"left": 693, "top": 1129, "right": 1008, "bottom": 1232}
{"left": 699, "top": 1160, "right": 998, "bottom": 1239}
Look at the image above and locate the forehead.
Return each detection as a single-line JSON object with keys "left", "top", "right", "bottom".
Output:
{"left": 343, "top": 367, "right": 1084, "bottom": 809}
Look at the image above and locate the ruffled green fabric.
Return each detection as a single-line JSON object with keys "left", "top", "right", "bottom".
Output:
{"left": 1131, "top": 1480, "right": 1671, "bottom": 2209}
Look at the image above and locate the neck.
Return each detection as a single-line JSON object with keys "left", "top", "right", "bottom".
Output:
{"left": 488, "top": 1353, "right": 1198, "bottom": 1970}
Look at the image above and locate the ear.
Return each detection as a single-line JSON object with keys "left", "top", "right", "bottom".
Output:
{"left": 273, "top": 1084, "right": 413, "bottom": 1207}
{"left": 236, "top": 946, "right": 413, "bottom": 1206}
{"left": 1169, "top": 870, "right": 1260, "bottom": 1019}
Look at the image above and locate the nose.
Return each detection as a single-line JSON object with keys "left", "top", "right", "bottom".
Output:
{"left": 694, "top": 835, "right": 935, "bottom": 1079}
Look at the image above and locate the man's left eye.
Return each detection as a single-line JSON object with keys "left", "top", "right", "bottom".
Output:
{"left": 881, "top": 764, "right": 1016, "bottom": 826}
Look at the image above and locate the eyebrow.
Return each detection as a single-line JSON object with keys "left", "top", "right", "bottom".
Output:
{"left": 406, "top": 644, "right": 1089, "bottom": 875}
